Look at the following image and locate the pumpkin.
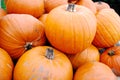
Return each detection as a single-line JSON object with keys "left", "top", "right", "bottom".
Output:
{"left": 100, "top": 46, "right": 120, "bottom": 76}
{"left": 0, "top": 8, "right": 6, "bottom": 18}
{"left": 45, "top": 4, "right": 97, "bottom": 54}
{"left": 94, "top": 1, "right": 110, "bottom": 11}
{"left": 74, "top": 61, "right": 117, "bottom": 80}
{"left": 44, "top": 0, "right": 68, "bottom": 13}
{"left": 13, "top": 46, "right": 73, "bottom": 80}
{"left": 0, "top": 14, "right": 46, "bottom": 60}
{"left": 39, "top": 13, "right": 48, "bottom": 25}
{"left": 68, "top": 45, "right": 100, "bottom": 69}
{"left": 0, "top": 48, "right": 14, "bottom": 80}
{"left": 6, "top": 0, "right": 44, "bottom": 18}
{"left": 92, "top": 9, "right": 120, "bottom": 48}
{"left": 76, "top": 0, "right": 97, "bottom": 14}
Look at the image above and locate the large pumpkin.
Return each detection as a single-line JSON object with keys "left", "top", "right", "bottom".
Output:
{"left": 94, "top": 1, "right": 110, "bottom": 11}
{"left": 68, "top": 45, "right": 100, "bottom": 69}
{"left": 92, "top": 9, "right": 120, "bottom": 48}
{"left": 44, "top": 0, "right": 68, "bottom": 13}
{"left": 13, "top": 46, "right": 73, "bottom": 80}
{"left": 100, "top": 46, "right": 120, "bottom": 76}
{"left": 6, "top": 0, "right": 44, "bottom": 18}
{"left": 45, "top": 4, "right": 97, "bottom": 54}
{"left": 74, "top": 61, "right": 117, "bottom": 80}
{"left": 0, "top": 48, "right": 14, "bottom": 80}
{"left": 0, "top": 14, "right": 46, "bottom": 60}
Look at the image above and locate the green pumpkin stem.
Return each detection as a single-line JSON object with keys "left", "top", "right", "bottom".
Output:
{"left": 108, "top": 50, "right": 115, "bottom": 56}
{"left": 46, "top": 48, "right": 54, "bottom": 60}
{"left": 66, "top": 3, "right": 76, "bottom": 12}
{"left": 24, "top": 42, "right": 32, "bottom": 50}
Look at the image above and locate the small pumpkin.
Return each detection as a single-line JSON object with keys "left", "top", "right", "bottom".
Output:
{"left": 45, "top": 4, "right": 97, "bottom": 54}
{"left": 76, "top": 0, "right": 97, "bottom": 14}
{"left": 6, "top": 0, "right": 44, "bottom": 18}
{"left": 92, "top": 9, "right": 120, "bottom": 48}
{"left": 68, "top": 45, "right": 100, "bottom": 69}
{"left": 0, "top": 8, "right": 6, "bottom": 18}
{"left": 44, "top": 0, "right": 68, "bottom": 13}
{"left": 0, "top": 14, "right": 46, "bottom": 60}
{"left": 74, "top": 61, "right": 117, "bottom": 80}
{"left": 94, "top": 1, "right": 110, "bottom": 11}
{"left": 39, "top": 13, "right": 48, "bottom": 25}
{"left": 100, "top": 46, "right": 120, "bottom": 76}
{"left": 13, "top": 46, "right": 73, "bottom": 80}
{"left": 0, "top": 48, "right": 14, "bottom": 80}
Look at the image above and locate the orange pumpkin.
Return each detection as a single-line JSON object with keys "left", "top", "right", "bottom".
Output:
{"left": 68, "top": 45, "right": 100, "bottom": 69}
{"left": 39, "top": 13, "right": 48, "bottom": 25}
{"left": 6, "top": 0, "right": 44, "bottom": 18}
{"left": 74, "top": 61, "right": 117, "bottom": 80}
{"left": 100, "top": 46, "right": 120, "bottom": 76}
{"left": 0, "top": 14, "right": 46, "bottom": 60}
{"left": 0, "top": 8, "right": 7, "bottom": 18}
{"left": 0, "top": 48, "right": 14, "bottom": 80}
{"left": 44, "top": 0, "right": 68, "bottom": 13}
{"left": 45, "top": 4, "right": 96, "bottom": 54}
{"left": 76, "top": 0, "right": 97, "bottom": 14}
{"left": 94, "top": 1, "right": 110, "bottom": 11}
{"left": 92, "top": 9, "right": 120, "bottom": 48}
{"left": 13, "top": 46, "right": 73, "bottom": 80}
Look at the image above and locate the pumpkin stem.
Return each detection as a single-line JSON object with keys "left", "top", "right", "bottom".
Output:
{"left": 66, "top": 3, "right": 76, "bottom": 12}
{"left": 108, "top": 50, "right": 115, "bottom": 56}
{"left": 24, "top": 42, "right": 32, "bottom": 50}
{"left": 45, "top": 48, "right": 54, "bottom": 60}
{"left": 98, "top": 1, "right": 102, "bottom": 4}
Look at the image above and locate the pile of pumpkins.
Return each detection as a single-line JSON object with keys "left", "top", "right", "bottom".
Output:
{"left": 0, "top": 0, "right": 120, "bottom": 80}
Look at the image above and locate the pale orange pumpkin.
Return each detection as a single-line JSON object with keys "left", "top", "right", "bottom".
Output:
{"left": 45, "top": 4, "right": 96, "bottom": 54}
{"left": 100, "top": 46, "right": 120, "bottom": 76}
{"left": 74, "top": 61, "right": 117, "bottom": 80}
{"left": 76, "top": 0, "right": 97, "bottom": 14}
{"left": 0, "top": 14, "right": 46, "bottom": 60}
{"left": 0, "top": 48, "right": 14, "bottom": 80}
{"left": 94, "top": 1, "right": 110, "bottom": 11}
{"left": 68, "top": 45, "right": 100, "bottom": 69}
{"left": 93, "top": 9, "right": 120, "bottom": 48}
{"left": 6, "top": 0, "right": 44, "bottom": 18}
{"left": 44, "top": 0, "right": 68, "bottom": 13}
{"left": 13, "top": 46, "right": 73, "bottom": 80}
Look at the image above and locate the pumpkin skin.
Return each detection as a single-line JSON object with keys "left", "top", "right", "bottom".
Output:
{"left": 74, "top": 61, "right": 117, "bottom": 80}
{"left": 68, "top": 45, "right": 100, "bottom": 69}
{"left": 92, "top": 9, "right": 120, "bottom": 48}
{"left": 6, "top": 0, "right": 44, "bottom": 18}
{"left": 0, "top": 8, "right": 6, "bottom": 18}
{"left": 44, "top": 0, "right": 68, "bottom": 13}
{"left": 94, "top": 1, "right": 110, "bottom": 11}
{"left": 45, "top": 4, "right": 97, "bottom": 54}
{"left": 0, "top": 48, "right": 14, "bottom": 80}
{"left": 0, "top": 14, "right": 46, "bottom": 60}
{"left": 13, "top": 46, "right": 73, "bottom": 80}
{"left": 39, "top": 13, "right": 48, "bottom": 25}
{"left": 76, "top": 0, "right": 97, "bottom": 14}
{"left": 100, "top": 46, "right": 120, "bottom": 76}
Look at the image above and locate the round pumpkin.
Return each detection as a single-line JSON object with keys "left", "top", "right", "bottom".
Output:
{"left": 68, "top": 45, "right": 100, "bottom": 69}
{"left": 74, "top": 61, "right": 117, "bottom": 80}
{"left": 0, "top": 8, "right": 7, "bottom": 18}
{"left": 45, "top": 4, "right": 96, "bottom": 54}
{"left": 94, "top": 1, "right": 110, "bottom": 11}
{"left": 76, "top": 0, "right": 97, "bottom": 14}
{"left": 0, "top": 48, "right": 14, "bottom": 80}
{"left": 92, "top": 9, "right": 120, "bottom": 48}
{"left": 13, "top": 46, "right": 73, "bottom": 80}
{"left": 6, "top": 0, "right": 44, "bottom": 18}
{"left": 100, "top": 46, "right": 120, "bottom": 76}
{"left": 44, "top": 0, "right": 68, "bottom": 13}
{"left": 39, "top": 13, "right": 48, "bottom": 25}
{"left": 0, "top": 14, "right": 46, "bottom": 60}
